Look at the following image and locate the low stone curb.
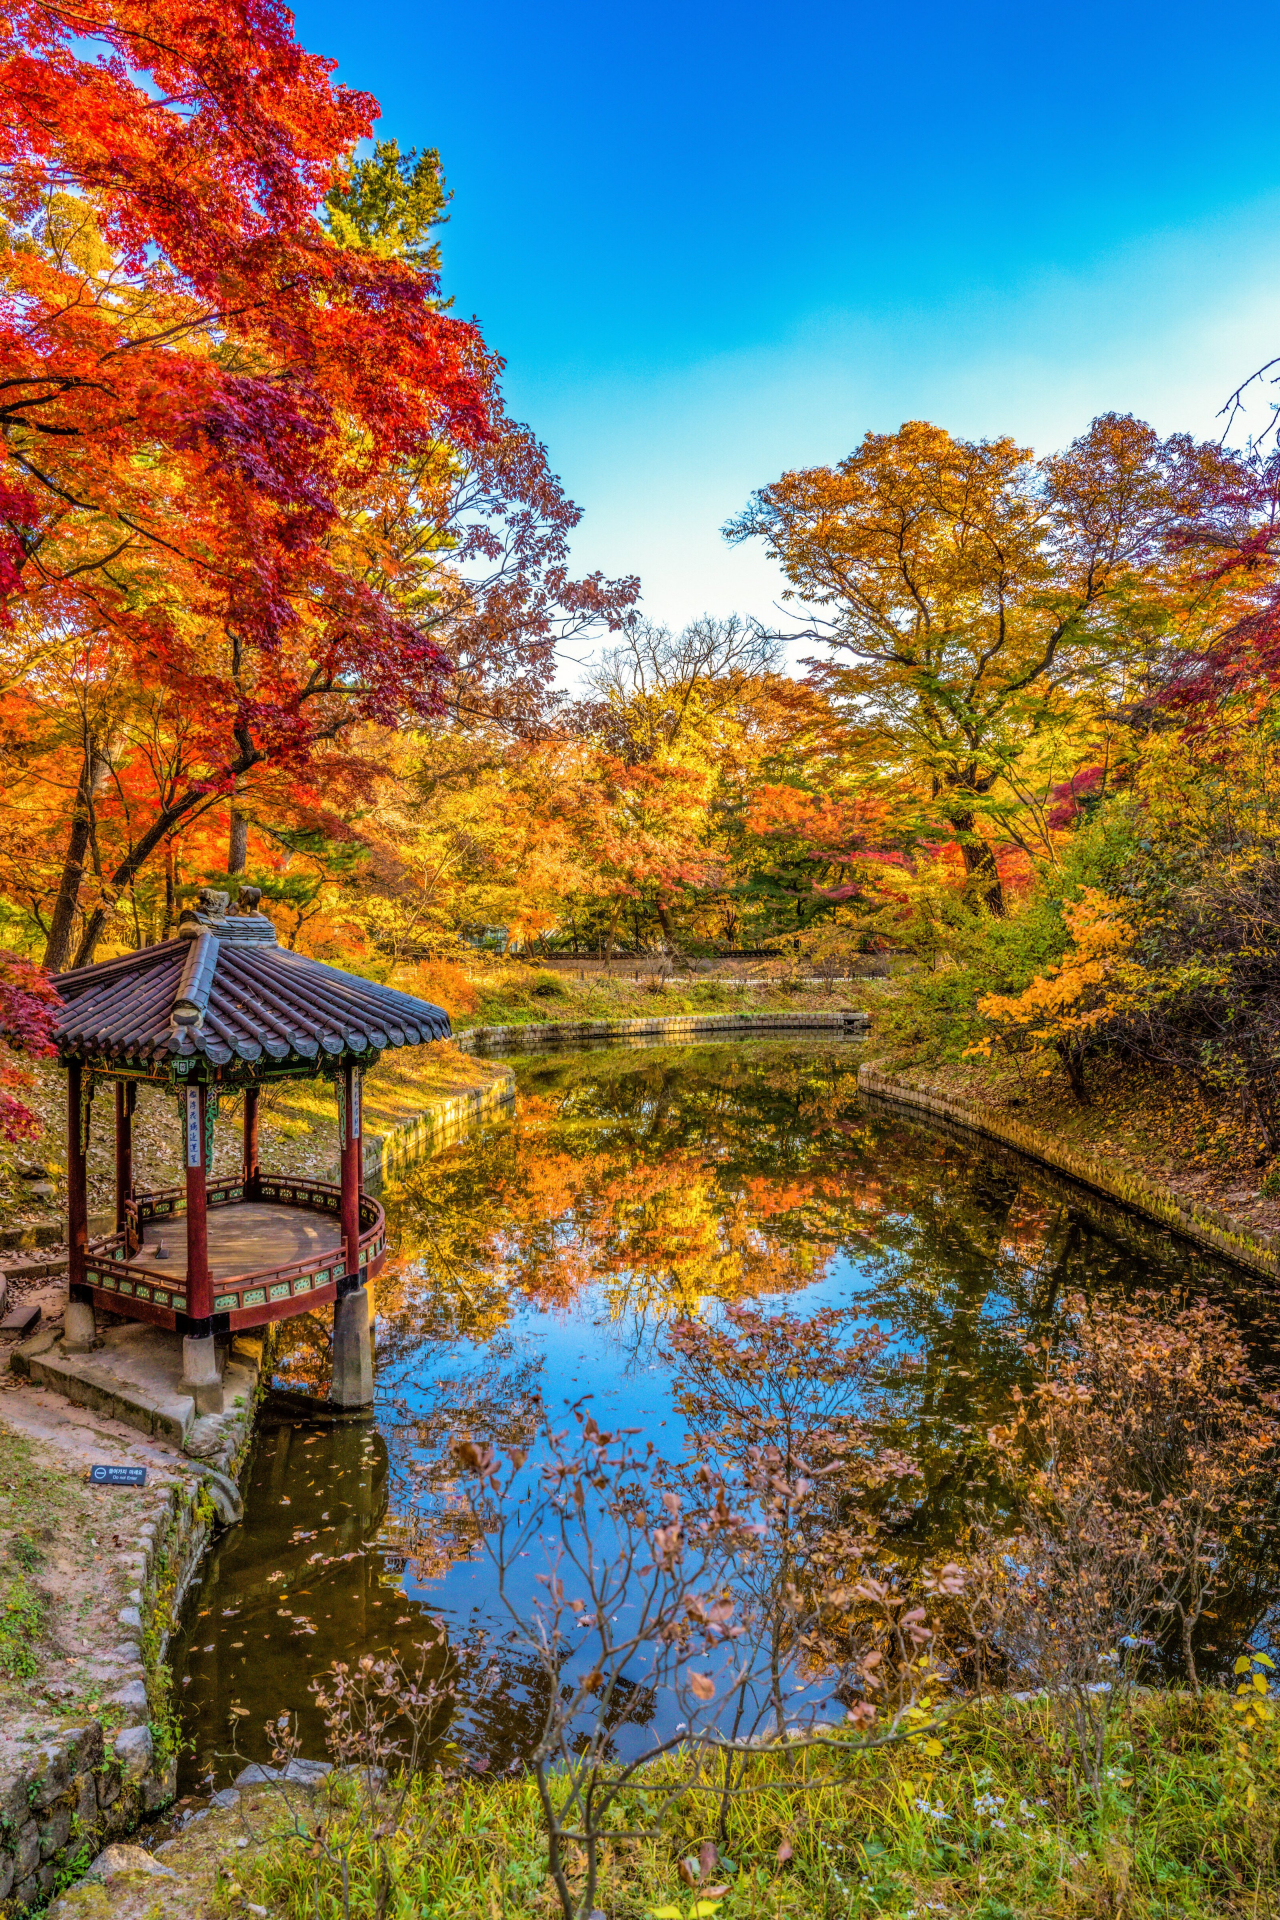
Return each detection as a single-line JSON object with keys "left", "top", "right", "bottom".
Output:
{"left": 453, "top": 1008, "right": 869, "bottom": 1057}
{"left": 857, "top": 1064, "right": 1280, "bottom": 1283}
{"left": 0, "top": 1345, "right": 266, "bottom": 1910}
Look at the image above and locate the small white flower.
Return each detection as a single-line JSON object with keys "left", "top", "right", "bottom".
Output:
{"left": 914, "top": 1797, "right": 950, "bottom": 1821}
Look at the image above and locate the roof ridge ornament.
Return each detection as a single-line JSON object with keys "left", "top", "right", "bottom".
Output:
{"left": 178, "top": 883, "right": 277, "bottom": 947}
{"left": 171, "top": 929, "right": 218, "bottom": 1033}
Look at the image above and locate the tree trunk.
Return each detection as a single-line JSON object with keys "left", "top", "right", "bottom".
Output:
{"left": 43, "top": 741, "right": 109, "bottom": 972}
{"left": 950, "top": 810, "right": 1004, "bottom": 916}
{"left": 1057, "top": 1039, "right": 1090, "bottom": 1105}
{"left": 228, "top": 775, "right": 248, "bottom": 877}
{"left": 228, "top": 808, "right": 248, "bottom": 876}
{"left": 163, "top": 841, "right": 178, "bottom": 939}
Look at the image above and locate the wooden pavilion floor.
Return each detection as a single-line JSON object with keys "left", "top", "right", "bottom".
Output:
{"left": 130, "top": 1201, "right": 342, "bottom": 1280}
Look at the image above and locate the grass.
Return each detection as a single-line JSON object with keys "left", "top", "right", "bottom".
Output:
{"left": 0, "top": 1572, "right": 45, "bottom": 1678}
{"left": 0, "top": 1419, "right": 151, "bottom": 1734}
{"left": 0, "top": 1428, "right": 56, "bottom": 1692}
{"left": 408, "top": 956, "right": 862, "bottom": 1035}
{"left": 234, "top": 1694, "right": 1280, "bottom": 1919}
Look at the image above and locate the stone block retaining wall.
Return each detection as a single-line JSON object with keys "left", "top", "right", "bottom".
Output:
{"left": 362, "top": 1069, "right": 517, "bottom": 1185}
{"left": 452, "top": 1008, "right": 869, "bottom": 1058}
{"left": 857, "top": 1063, "right": 1280, "bottom": 1284}
{"left": 0, "top": 1365, "right": 262, "bottom": 1910}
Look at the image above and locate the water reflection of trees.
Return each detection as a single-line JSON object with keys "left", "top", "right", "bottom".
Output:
{"left": 180, "top": 1045, "right": 1280, "bottom": 1778}
{"left": 362, "top": 1041, "right": 1280, "bottom": 1710}
{"left": 370, "top": 1042, "right": 1280, "bottom": 1539}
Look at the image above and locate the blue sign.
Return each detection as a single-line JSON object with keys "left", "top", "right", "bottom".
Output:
{"left": 89, "top": 1464, "right": 147, "bottom": 1487}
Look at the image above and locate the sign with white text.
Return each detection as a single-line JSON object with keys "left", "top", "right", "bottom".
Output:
{"left": 89, "top": 1464, "right": 147, "bottom": 1488}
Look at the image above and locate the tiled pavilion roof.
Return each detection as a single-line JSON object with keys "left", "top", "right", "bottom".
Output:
{"left": 52, "top": 909, "right": 450, "bottom": 1072}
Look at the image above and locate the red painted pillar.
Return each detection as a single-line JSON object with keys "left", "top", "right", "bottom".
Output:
{"left": 114, "top": 1080, "right": 133, "bottom": 1237}
{"left": 65, "top": 1059, "right": 96, "bottom": 1350}
{"left": 243, "top": 1086, "right": 260, "bottom": 1197}
{"left": 67, "top": 1059, "right": 88, "bottom": 1293}
{"left": 340, "top": 1061, "right": 361, "bottom": 1277}
{"left": 184, "top": 1083, "right": 212, "bottom": 1324}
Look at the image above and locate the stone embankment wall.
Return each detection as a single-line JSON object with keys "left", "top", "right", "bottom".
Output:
{"left": 362, "top": 1068, "right": 517, "bottom": 1184}
{"left": 857, "top": 1064, "right": 1280, "bottom": 1283}
{"left": 453, "top": 1008, "right": 868, "bottom": 1058}
{"left": 0, "top": 1369, "right": 260, "bottom": 1909}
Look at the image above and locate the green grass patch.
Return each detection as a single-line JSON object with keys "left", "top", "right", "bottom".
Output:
{"left": 0, "top": 1573, "right": 45, "bottom": 1678}
{"left": 238, "top": 1693, "right": 1280, "bottom": 1919}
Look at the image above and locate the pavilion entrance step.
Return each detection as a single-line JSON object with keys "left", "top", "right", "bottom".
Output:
{"left": 10, "top": 1320, "right": 259, "bottom": 1452}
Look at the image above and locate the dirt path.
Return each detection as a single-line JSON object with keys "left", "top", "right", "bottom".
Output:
{"left": 0, "top": 1361, "right": 193, "bottom": 1770}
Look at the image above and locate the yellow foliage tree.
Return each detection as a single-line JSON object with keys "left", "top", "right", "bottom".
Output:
{"left": 973, "top": 889, "right": 1140, "bottom": 1101}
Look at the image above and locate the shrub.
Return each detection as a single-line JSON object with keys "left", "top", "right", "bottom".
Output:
{"left": 393, "top": 957, "right": 480, "bottom": 1015}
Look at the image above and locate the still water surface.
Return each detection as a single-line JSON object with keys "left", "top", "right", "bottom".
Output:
{"left": 173, "top": 1040, "right": 1280, "bottom": 1788}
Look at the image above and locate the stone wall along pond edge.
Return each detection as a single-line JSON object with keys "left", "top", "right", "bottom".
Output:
{"left": 857, "top": 1063, "right": 1280, "bottom": 1285}
{"left": 0, "top": 1377, "right": 262, "bottom": 1911}
{"left": 450, "top": 1006, "right": 869, "bottom": 1059}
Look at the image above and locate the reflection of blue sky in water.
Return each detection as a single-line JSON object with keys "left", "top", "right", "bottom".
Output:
{"left": 175, "top": 1041, "right": 1280, "bottom": 1783}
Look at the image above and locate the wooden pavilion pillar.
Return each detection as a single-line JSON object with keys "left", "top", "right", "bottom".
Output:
{"left": 64, "top": 1058, "right": 96, "bottom": 1352}
{"left": 114, "top": 1080, "right": 133, "bottom": 1238}
{"left": 332, "top": 1060, "right": 372, "bottom": 1407}
{"left": 243, "top": 1086, "right": 260, "bottom": 1198}
{"left": 180, "top": 1081, "right": 222, "bottom": 1412}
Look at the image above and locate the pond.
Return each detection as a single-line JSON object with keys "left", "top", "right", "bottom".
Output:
{"left": 172, "top": 1038, "right": 1280, "bottom": 1790}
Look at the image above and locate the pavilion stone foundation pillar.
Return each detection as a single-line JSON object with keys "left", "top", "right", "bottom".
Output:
{"left": 64, "top": 1059, "right": 97, "bottom": 1352}
{"left": 332, "top": 1283, "right": 374, "bottom": 1407}
{"left": 331, "top": 1061, "right": 372, "bottom": 1407}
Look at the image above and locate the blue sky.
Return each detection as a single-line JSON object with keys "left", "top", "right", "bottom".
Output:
{"left": 295, "top": 0, "right": 1280, "bottom": 642}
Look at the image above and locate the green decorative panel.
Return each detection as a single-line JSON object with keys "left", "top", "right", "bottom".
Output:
{"left": 269, "top": 1282, "right": 291, "bottom": 1301}
{"left": 242, "top": 1287, "right": 266, "bottom": 1307}
{"left": 213, "top": 1293, "right": 238, "bottom": 1311}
